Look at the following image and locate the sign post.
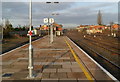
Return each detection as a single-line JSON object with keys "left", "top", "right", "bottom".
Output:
{"left": 49, "top": 18, "right": 54, "bottom": 43}
{"left": 44, "top": 18, "right": 50, "bottom": 43}
{"left": 43, "top": 18, "right": 54, "bottom": 43}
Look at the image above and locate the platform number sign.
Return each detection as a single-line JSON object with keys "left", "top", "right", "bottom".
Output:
{"left": 49, "top": 18, "right": 54, "bottom": 23}
{"left": 43, "top": 18, "right": 54, "bottom": 24}
{"left": 44, "top": 18, "right": 49, "bottom": 23}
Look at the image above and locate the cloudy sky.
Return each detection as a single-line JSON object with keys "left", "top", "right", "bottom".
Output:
{"left": 1, "top": 1, "right": 118, "bottom": 28}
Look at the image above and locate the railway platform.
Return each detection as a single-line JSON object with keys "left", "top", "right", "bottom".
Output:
{"left": 1, "top": 35, "right": 117, "bottom": 81}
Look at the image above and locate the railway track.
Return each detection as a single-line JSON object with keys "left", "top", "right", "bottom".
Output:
{"left": 2, "top": 36, "right": 45, "bottom": 54}
{"left": 84, "top": 35, "right": 119, "bottom": 50}
{"left": 83, "top": 37, "right": 120, "bottom": 55}
{"left": 69, "top": 37, "right": 120, "bottom": 81}
{"left": 66, "top": 31, "right": 120, "bottom": 81}
{"left": 70, "top": 31, "right": 119, "bottom": 55}
{"left": 89, "top": 34, "right": 119, "bottom": 45}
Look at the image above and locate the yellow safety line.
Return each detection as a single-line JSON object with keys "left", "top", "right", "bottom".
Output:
{"left": 65, "top": 39, "right": 94, "bottom": 81}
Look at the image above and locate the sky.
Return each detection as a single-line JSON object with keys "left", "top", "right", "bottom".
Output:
{"left": 1, "top": 0, "right": 119, "bottom": 28}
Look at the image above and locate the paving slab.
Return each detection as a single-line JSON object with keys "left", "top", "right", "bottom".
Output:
{"left": 58, "top": 69, "right": 71, "bottom": 72}
{"left": 71, "top": 68, "right": 82, "bottom": 72}
{"left": 67, "top": 72, "right": 86, "bottom": 79}
{"left": 43, "top": 69, "right": 56, "bottom": 73}
{"left": 36, "top": 73, "right": 42, "bottom": 78}
{"left": 50, "top": 73, "right": 67, "bottom": 78}
{"left": 41, "top": 73, "right": 50, "bottom": 79}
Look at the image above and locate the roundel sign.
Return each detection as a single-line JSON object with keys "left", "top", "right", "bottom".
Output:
{"left": 43, "top": 18, "right": 54, "bottom": 24}
{"left": 49, "top": 18, "right": 54, "bottom": 23}
{"left": 29, "top": 31, "right": 32, "bottom": 36}
{"left": 44, "top": 18, "right": 48, "bottom": 23}
{"left": 27, "top": 31, "right": 33, "bottom": 36}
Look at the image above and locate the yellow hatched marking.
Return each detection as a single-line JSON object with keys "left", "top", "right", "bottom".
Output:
{"left": 65, "top": 39, "right": 94, "bottom": 82}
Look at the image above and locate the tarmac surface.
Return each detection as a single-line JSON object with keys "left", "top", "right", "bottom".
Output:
{"left": 1, "top": 35, "right": 115, "bottom": 81}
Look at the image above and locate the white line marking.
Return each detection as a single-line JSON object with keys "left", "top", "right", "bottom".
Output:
{"left": 66, "top": 36, "right": 119, "bottom": 82}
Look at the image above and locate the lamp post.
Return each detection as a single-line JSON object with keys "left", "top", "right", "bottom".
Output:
{"left": 48, "top": 17, "right": 50, "bottom": 42}
{"left": 46, "top": 2, "right": 59, "bottom": 43}
{"left": 28, "top": 0, "right": 34, "bottom": 78}
{"left": 52, "top": 13, "right": 59, "bottom": 37}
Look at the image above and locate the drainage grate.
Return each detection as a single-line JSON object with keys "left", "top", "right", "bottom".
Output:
{"left": 2, "top": 73, "right": 13, "bottom": 77}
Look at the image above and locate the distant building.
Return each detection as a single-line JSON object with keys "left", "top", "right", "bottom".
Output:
{"left": 112, "top": 24, "right": 118, "bottom": 30}
{"left": 76, "top": 25, "right": 105, "bottom": 34}
{"left": 53, "top": 23, "right": 63, "bottom": 36}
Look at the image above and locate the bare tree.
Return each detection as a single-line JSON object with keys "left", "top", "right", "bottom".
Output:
{"left": 97, "top": 10, "right": 102, "bottom": 25}
{"left": 4, "top": 19, "right": 13, "bottom": 29}
{"left": 3, "top": 19, "right": 13, "bottom": 38}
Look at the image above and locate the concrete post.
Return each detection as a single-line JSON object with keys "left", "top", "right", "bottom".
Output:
{"left": 50, "top": 24, "right": 53, "bottom": 43}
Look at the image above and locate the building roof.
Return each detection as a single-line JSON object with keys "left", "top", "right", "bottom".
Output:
{"left": 112, "top": 24, "right": 118, "bottom": 29}
{"left": 53, "top": 23, "right": 62, "bottom": 28}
